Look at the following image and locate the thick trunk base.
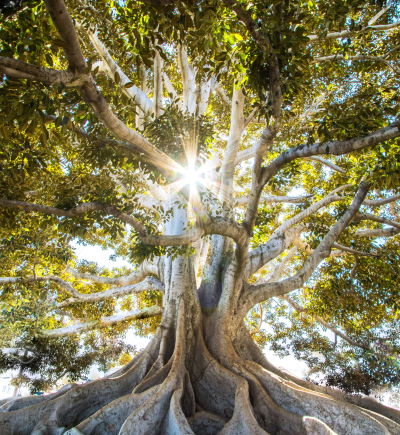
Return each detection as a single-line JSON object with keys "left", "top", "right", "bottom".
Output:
{"left": 1, "top": 308, "right": 399, "bottom": 435}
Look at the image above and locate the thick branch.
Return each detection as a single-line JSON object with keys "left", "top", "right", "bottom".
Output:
{"left": 363, "top": 194, "right": 400, "bottom": 206}
{"left": 153, "top": 49, "right": 164, "bottom": 117}
{"left": 235, "top": 194, "right": 313, "bottom": 207}
{"left": 0, "top": 198, "right": 146, "bottom": 235}
{"left": 43, "top": 0, "right": 181, "bottom": 175}
{"left": 281, "top": 295, "right": 369, "bottom": 350}
{"left": 245, "top": 190, "right": 346, "bottom": 278}
{"left": 354, "top": 227, "right": 400, "bottom": 238}
{"left": 355, "top": 212, "right": 400, "bottom": 229}
{"left": 261, "top": 121, "right": 400, "bottom": 187}
{"left": 307, "top": 21, "right": 400, "bottom": 43}
{"left": 57, "top": 276, "right": 164, "bottom": 308}
{"left": 0, "top": 57, "right": 82, "bottom": 86}
{"left": 245, "top": 226, "right": 303, "bottom": 280}
{"left": 77, "top": 25, "right": 153, "bottom": 114}
{"left": 239, "top": 181, "right": 369, "bottom": 313}
{"left": 37, "top": 306, "right": 163, "bottom": 338}
{"left": 312, "top": 54, "right": 400, "bottom": 75}
{"left": 65, "top": 260, "right": 158, "bottom": 286}
{"left": 220, "top": 88, "right": 245, "bottom": 203}
{"left": 177, "top": 45, "right": 196, "bottom": 113}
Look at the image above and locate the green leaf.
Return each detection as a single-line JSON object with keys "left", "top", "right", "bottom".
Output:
{"left": 52, "top": 38, "right": 67, "bottom": 48}
{"left": 114, "top": 71, "right": 120, "bottom": 85}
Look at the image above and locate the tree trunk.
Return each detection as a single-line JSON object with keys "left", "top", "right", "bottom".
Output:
{"left": 1, "top": 247, "right": 400, "bottom": 435}
{"left": 1, "top": 205, "right": 400, "bottom": 435}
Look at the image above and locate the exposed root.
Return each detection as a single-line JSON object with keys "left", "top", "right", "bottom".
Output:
{"left": 187, "top": 412, "right": 227, "bottom": 435}
{"left": 0, "top": 343, "right": 155, "bottom": 435}
{"left": 234, "top": 321, "right": 400, "bottom": 427}
{"left": 0, "top": 384, "right": 78, "bottom": 412}
{"left": 218, "top": 378, "right": 268, "bottom": 435}
{"left": 74, "top": 386, "right": 160, "bottom": 435}
{"left": 243, "top": 359, "right": 394, "bottom": 435}
{"left": 2, "top": 306, "right": 400, "bottom": 435}
{"left": 160, "top": 386, "right": 194, "bottom": 434}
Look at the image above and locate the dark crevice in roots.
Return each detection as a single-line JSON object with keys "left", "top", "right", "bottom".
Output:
{"left": 1, "top": 321, "right": 400, "bottom": 435}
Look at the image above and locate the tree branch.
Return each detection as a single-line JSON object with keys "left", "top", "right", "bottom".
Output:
{"left": 305, "top": 156, "right": 347, "bottom": 174}
{"left": 312, "top": 54, "right": 400, "bottom": 75}
{"left": 153, "top": 49, "right": 164, "bottom": 117}
{"left": 177, "top": 45, "right": 197, "bottom": 113}
{"left": 0, "top": 57, "right": 83, "bottom": 86}
{"left": 56, "top": 276, "right": 164, "bottom": 309}
{"left": 307, "top": 21, "right": 400, "bottom": 43}
{"left": 37, "top": 305, "right": 163, "bottom": 338}
{"left": 65, "top": 260, "right": 159, "bottom": 286}
{"left": 355, "top": 212, "right": 400, "bottom": 229}
{"left": 163, "top": 72, "right": 182, "bottom": 110}
{"left": 245, "top": 189, "right": 347, "bottom": 279}
{"left": 76, "top": 24, "right": 153, "bottom": 114}
{"left": 235, "top": 194, "right": 313, "bottom": 207}
{"left": 363, "top": 194, "right": 400, "bottom": 206}
{"left": 220, "top": 88, "right": 245, "bottom": 204}
{"left": 239, "top": 181, "right": 369, "bottom": 314}
{"left": 221, "top": 0, "right": 271, "bottom": 52}
{"left": 42, "top": 0, "right": 181, "bottom": 175}
{"left": 331, "top": 243, "right": 377, "bottom": 257}
{"left": 354, "top": 227, "right": 400, "bottom": 238}
{"left": 281, "top": 295, "right": 369, "bottom": 350}
{"left": 368, "top": 0, "right": 395, "bottom": 26}
{"left": 260, "top": 121, "right": 400, "bottom": 188}
{"left": 0, "top": 198, "right": 147, "bottom": 235}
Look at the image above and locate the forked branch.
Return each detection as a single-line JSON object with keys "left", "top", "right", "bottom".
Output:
{"left": 238, "top": 181, "right": 369, "bottom": 315}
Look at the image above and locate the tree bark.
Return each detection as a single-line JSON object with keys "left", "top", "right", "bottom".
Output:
{"left": 2, "top": 208, "right": 400, "bottom": 435}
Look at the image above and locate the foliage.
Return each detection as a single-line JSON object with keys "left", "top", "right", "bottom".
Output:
{"left": 1, "top": 0, "right": 400, "bottom": 400}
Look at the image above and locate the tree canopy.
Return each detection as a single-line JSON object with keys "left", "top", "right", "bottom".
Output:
{"left": 1, "top": 0, "right": 400, "bottom": 428}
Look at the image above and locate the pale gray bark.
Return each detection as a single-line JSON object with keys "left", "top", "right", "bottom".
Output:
{"left": 37, "top": 306, "right": 162, "bottom": 337}
{"left": 2, "top": 2, "right": 400, "bottom": 434}
{"left": 235, "top": 194, "right": 314, "bottom": 207}
{"left": 307, "top": 21, "right": 400, "bottom": 43}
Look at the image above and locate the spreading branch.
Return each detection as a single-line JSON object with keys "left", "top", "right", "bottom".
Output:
{"left": 312, "top": 54, "right": 400, "bottom": 75}
{"left": 0, "top": 57, "right": 85, "bottom": 86}
{"left": 41, "top": 0, "right": 181, "bottom": 175}
{"left": 245, "top": 189, "right": 347, "bottom": 279}
{"left": 235, "top": 194, "right": 313, "bottom": 207}
{"left": 355, "top": 212, "right": 400, "bottom": 230}
{"left": 37, "top": 305, "right": 163, "bottom": 338}
{"left": 281, "top": 295, "right": 369, "bottom": 350}
{"left": 363, "top": 194, "right": 400, "bottom": 206}
{"left": 76, "top": 24, "right": 153, "bottom": 114}
{"left": 239, "top": 181, "right": 369, "bottom": 314}
{"left": 65, "top": 261, "right": 159, "bottom": 286}
{"left": 307, "top": 21, "right": 400, "bottom": 43}
{"left": 56, "top": 276, "right": 164, "bottom": 309}
{"left": 354, "top": 227, "right": 400, "bottom": 238}
{"left": 0, "top": 198, "right": 147, "bottom": 235}
{"left": 260, "top": 121, "right": 400, "bottom": 188}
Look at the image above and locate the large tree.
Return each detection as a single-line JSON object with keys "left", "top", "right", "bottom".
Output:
{"left": 1, "top": 0, "right": 400, "bottom": 433}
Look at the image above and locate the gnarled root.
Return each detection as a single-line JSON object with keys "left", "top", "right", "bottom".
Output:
{"left": 2, "top": 309, "right": 400, "bottom": 435}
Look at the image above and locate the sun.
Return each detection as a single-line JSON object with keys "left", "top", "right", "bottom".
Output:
{"left": 182, "top": 164, "right": 200, "bottom": 189}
